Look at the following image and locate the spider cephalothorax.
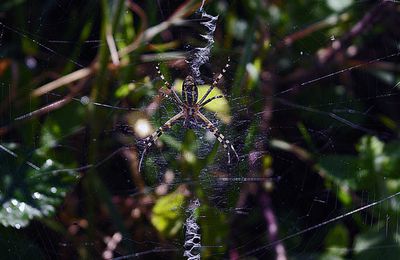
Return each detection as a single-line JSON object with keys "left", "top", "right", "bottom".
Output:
{"left": 139, "top": 61, "right": 239, "bottom": 171}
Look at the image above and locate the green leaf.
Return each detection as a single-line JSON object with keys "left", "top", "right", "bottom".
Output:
{"left": 115, "top": 83, "right": 137, "bottom": 98}
{"left": 379, "top": 115, "right": 397, "bottom": 131}
{"left": 0, "top": 145, "right": 78, "bottom": 228}
{"left": 181, "top": 130, "right": 199, "bottom": 165}
{"left": 382, "top": 141, "right": 400, "bottom": 178}
{"left": 151, "top": 192, "right": 185, "bottom": 237}
{"left": 354, "top": 230, "right": 400, "bottom": 260}
{"left": 337, "top": 187, "right": 352, "bottom": 206}
{"left": 319, "top": 136, "right": 400, "bottom": 191}
{"left": 39, "top": 103, "right": 85, "bottom": 152}
{"left": 319, "top": 254, "right": 345, "bottom": 260}
{"left": 355, "top": 136, "right": 400, "bottom": 178}
{"left": 357, "top": 135, "right": 386, "bottom": 173}
{"left": 324, "top": 224, "right": 349, "bottom": 256}
{"left": 369, "top": 70, "right": 397, "bottom": 86}
{"left": 326, "top": 0, "right": 353, "bottom": 12}
{"left": 200, "top": 204, "right": 229, "bottom": 257}
{"left": 318, "top": 155, "right": 359, "bottom": 189}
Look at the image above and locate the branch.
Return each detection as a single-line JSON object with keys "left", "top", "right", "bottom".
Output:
{"left": 318, "top": 0, "right": 396, "bottom": 64}
{"left": 32, "top": 0, "right": 200, "bottom": 97}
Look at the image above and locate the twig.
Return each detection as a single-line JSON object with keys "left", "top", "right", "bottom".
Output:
{"left": 118, "top": 0, "right": 199, "bottom": 57}
{"left": 258, "top": 189, "right": 287, "bottom": 260}
{"left": 318, "top": 1, "right": 396, "bottom": 64}
{"left": 282, "top": 0, "right": 397, "bottom": 88}
{"left": 256, "top": 70, "right": 287, "bottom": 260}
{"left": 32, "top": 0, "right": 199, "bottom": 97}
{"left": 32, "top": 67, "right": 93, "bottom": 97}
{"left": 106, "top": 26, "right": 120, "bottom": 66}
{"left": 14, "top": 97, "right": 71, "bottom": 121}
{"left": 281, "top": 13, "right": 350, "bottom": 47}
{"left": 126, "top": 1, "right": 148, "bottom": 36}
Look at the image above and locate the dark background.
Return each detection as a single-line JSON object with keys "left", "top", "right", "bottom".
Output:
{"left": 1, "top": 0, "right": 400, "bottom": 259}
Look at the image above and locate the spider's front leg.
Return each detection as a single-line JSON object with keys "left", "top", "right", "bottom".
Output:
{"left": 196, "top": 111, "right": 239, "bottom": 164}
{"left": 139, "top": 111, "right": 184, "bottom": 172}
{"left": 156, "top": 64, "right": 183, "bottom": 106}
{"left": 199, "top": 94, "right": 224, "bottom": 107}
{"left": 197, "top": 57, "right": 230, "bottom": 105}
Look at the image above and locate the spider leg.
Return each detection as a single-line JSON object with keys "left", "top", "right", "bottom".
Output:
{"left": 156, "top": 64, "right": 184, "bottom": 106}
{"left": 197, "top": 57, "right": 230, "bottom": 105}
{"left": 159, "top": 91, "right": 182, "bottom": 107}
{"left": 196, "top": 111, "right": 239, "bottom": 163}
{"left": 139, "top": 111, "right": 184, "bottom": 172}
{"left": 199, "top": 94, "right": 224, "bottom": 107}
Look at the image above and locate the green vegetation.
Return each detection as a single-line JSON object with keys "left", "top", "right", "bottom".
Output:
{"left": 1, "top": 0, "right": 399, "bottom": 259}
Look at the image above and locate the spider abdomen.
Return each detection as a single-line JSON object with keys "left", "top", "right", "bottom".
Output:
{"left": 182, "top": 75, "right": 198, "bottom": 106}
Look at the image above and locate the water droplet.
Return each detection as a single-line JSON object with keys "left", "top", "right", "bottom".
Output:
{"left": 18, "top": 203, "right": 26, "bottom": 212}
{"left": 33, "top": 192, "right": 42, "bottom": 199}
{"left": 25, "top": 56, "right": 37, "bottom": 69}
{"left": 300, "top": 51, "right": 303, "bottom": 55}
{"left": 50, "top": 187, "right": 57, "bottom": 193}
{"left": 80, "top": 96, "right": 90, "bottom": 105}
{"left": 45, "top": 159, "right": 53, "bottom": 167}
{"left": 15, "top": 224, "right": 21, "bottom": 229}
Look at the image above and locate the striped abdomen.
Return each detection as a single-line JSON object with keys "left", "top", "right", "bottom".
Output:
{"left": 182, "top": 75, "right": 198, "bottom": 106}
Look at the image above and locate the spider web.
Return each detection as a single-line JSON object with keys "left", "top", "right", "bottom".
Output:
{"left": 1, "top": 0, "right": 400, "bottom": 259}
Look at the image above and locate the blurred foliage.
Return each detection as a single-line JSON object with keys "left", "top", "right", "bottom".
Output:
{"left": 0, "top": 143, "right": 78, "bottom": 229}
{"left": 151, "top": 191, "right": 185, "bottom": 237}
{"left": 0, "top": 0, "right": 399, "bottom": 259}
{"left": 319, "top": 136, "right": 400, "bottom": 191}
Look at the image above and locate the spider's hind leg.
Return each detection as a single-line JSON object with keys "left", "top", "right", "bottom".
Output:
{"left": 197, "top": 111, "right": 239, "bottom": 164}
{"left": 138, "top": 111, "right": 184, "bottom": 172}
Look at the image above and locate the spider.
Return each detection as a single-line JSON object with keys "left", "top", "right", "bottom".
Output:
{"left": 139, "top": 60, "right": 239, "bottom": 171}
